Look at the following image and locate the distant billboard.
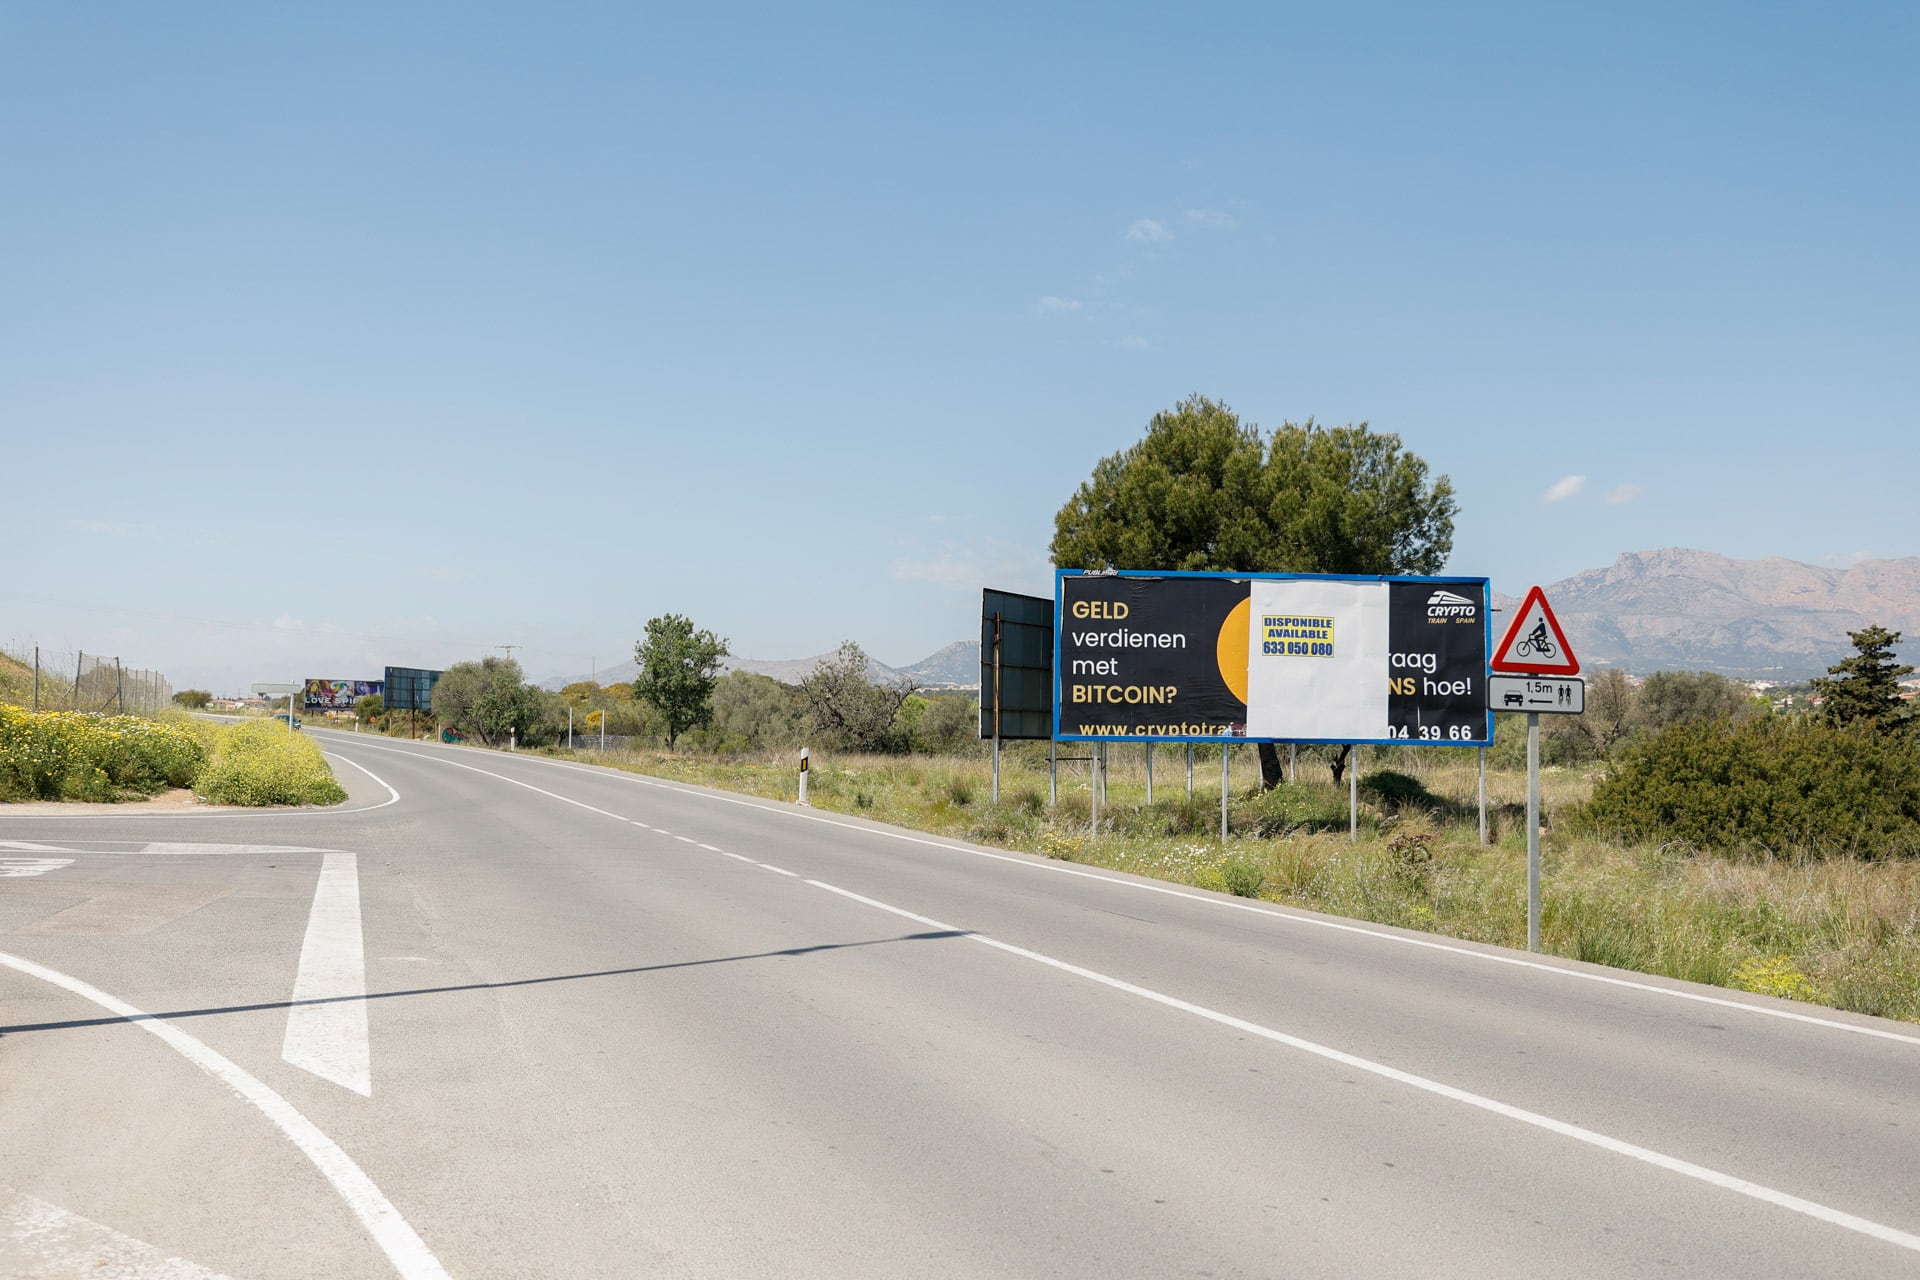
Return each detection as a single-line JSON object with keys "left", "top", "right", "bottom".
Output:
{"left": 303, "top": 679, "right": 383, "bottom": 711}
{"left": 1055, "top": 570, "right": 1491, "bottom": 746}
{"left": 383, "top": 666, "right": 444, "bottom": 712}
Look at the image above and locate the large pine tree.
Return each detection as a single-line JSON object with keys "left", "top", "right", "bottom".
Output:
{"left": 1811, "top": 625, "right": 1915, "bottom": 733}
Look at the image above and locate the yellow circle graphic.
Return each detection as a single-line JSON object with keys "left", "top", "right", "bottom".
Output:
{"left": 1217, "top": 597, "right": 1250, "bottom": 705}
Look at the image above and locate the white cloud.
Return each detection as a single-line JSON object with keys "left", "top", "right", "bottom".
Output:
{"left": 1540, "top": 475, "right": 1586, "bottom": 504}
{"left": 1125, "top": 218, "right": 1171, "bottom": 243}
{"left": 1184, "top": 208, "right": 1238, "bottom": 229}
{"left": 1603, "top": 483, "right": 1645, "bottom": 506}
{"left": 1035, "top": 295, "right": 1082, "bottom": 314}
{"left": 1115, "top": 335, "right": 1151, "bottom": 349}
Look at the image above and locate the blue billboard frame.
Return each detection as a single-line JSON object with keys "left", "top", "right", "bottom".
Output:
{"left": 1053, "top": 568, "right": 1493, "bottom": 747}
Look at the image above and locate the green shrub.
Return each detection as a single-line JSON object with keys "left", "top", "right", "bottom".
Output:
{"left": 1359, "top": 769, "right": 1437, "bottom": 810}
{"left": 1580, "top": 717, "right": 1920, "bottom": 858}
{"left": 1221, "top": 855, "right": 1267, "bottom": 898}
{"left": 194, "top": 720, "right": 347, "bottom": 807}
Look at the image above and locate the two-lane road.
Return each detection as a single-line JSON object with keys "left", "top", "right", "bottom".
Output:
{"left": 3, "top": 728, "right": 1915, "bottom": 1277}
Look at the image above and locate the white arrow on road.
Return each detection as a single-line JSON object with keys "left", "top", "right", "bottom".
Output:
{"left": 282, "top": 851, "right": 372, "bottom": 1097}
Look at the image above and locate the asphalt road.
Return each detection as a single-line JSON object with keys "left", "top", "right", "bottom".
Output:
{"left": 3, "top": 729, "right": 1916, "bottom": 1278}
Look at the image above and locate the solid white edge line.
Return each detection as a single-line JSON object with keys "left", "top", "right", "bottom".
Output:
{"left": 0, "top": 950, "right": 450, "bottom": 1280}
{"left": 282, "top": 851, "right": 373, "bottom": 1096}
{"left": 800, "top": 879, "right": 1920, "bottom": 1256}
{"left": 325, "top": 736, "right": 1920, "bottom": 1049}
{"left": 323, "top": 751, "right": 403, "bottom": 811}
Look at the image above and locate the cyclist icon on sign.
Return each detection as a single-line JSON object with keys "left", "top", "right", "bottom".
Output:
{"left": 1514, "top": 621, "right": 1557, "bottom": 660}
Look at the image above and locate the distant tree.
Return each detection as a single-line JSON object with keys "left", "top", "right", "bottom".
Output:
{"left": 691, "top": 672, "right": 805, "bottom": 753}
{"left": 1812, "top": 625, "right": 1915, "bottom": 733}
{"left": 1639, "top": 670, "right": 1762, "bottom": 732}
{"left": 909, "top": 692, "right": 982, "bottom": 754}
{"left": 172, "top": 689, "right": 213, "bottom": 709}
{"left": 799, "top": 641, "right": 917, "bottom": 752}
{"left": 353, "top": 693, "right": 385, "bottom": 725}
{"left": 1561, "top": 669, "right": 1638, "bottom": 761}
{"left": 431, "top": 657, "right": 555, "bottom": 747}
{"left": 1052, "top": 396, "right": 1458, "bottom": 787}
{"left": 633, "top": 613, "right": 731, "bottom": 749}
{"left": 559, "top": 681, "right": 603, "bottom": 704}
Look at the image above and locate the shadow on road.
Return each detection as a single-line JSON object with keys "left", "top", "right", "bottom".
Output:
{"left": 0, "top": 929, "right": 972, "bottom": 1036}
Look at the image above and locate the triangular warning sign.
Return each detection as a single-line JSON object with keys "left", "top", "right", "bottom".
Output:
{"left": 1490, "top": 586, "right": 1580, "bottom": 675}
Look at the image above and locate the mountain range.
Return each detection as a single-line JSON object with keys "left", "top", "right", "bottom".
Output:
{"left": 1494, "top": 548, "right": 1920, "bottom": 679}
{"left": 545, "top": 550, "right": 1917, "bottom": 692}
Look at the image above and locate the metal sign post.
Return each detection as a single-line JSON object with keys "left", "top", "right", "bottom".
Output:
{"left": 1489, "top": 586, "right": 1583, "bottom": 954}
{"left": 1527, "top": 712, "right": 1541, "bottom": 951}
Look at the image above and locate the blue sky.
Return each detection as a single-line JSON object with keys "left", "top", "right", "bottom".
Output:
{"left": 4, "top": 3, "right": 1914, "bottom": 693}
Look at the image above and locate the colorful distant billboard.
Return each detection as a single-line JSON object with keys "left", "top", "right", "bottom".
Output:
{"left": 303, "top": 679, "right": 383, "bottom": 711}
{"left": 1055, "top": 570, "right": 1491, "bottom": 746}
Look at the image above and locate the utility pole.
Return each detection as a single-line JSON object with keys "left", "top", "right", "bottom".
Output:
{"left": 499, "top": 644, "right": 520, "bottom": 661}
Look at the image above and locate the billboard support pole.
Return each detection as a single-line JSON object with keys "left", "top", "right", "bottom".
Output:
{"left": 1219, "top": 743, "right": 1229, "bottom": 840}
{"left": 567, "top": 705, "right": 573, "bottom": 752}
{"left": 1145, "top": 742, "right": 1154, "bottom": 804}
{"left": 1048, "top": 739, "right": 1057, "bottom": 807}
{"left": 1288, "top": 744, "right": 1296, "bottom": 784}
{"left": 1349, "top": 753, "right": 1358, "bottom": 841}
{"left": 1090, "top": 744, "right": 1100, "bottom": 837}
{"left": 1527, "top": 713, "right": 1542, "bottom": 952}
{"left": 1478, "top": 747, "right": 1489, "bottom": 845}
{"left": 1186, "top": 743, "right": 1193, "bottom": 799}
{"left": 991, "top": 613, "right": 1002, "bottom": 805}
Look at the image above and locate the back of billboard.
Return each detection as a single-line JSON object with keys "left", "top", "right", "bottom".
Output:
{"left": 1055, "top": 571, "right": 1490, "bottom": 746}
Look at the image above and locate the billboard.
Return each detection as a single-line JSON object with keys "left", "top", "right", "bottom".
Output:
{"left": 979, "top": 588, "right": 1055, "bottom": 740}
{"left": 383, "top": 666, "right": 444, "bottom": 712}
{"left": 1055, "top": 570, "right": 1490, "bottom": 746}
{"left": 303, "top": 679, "right": 383, "bottom": 711}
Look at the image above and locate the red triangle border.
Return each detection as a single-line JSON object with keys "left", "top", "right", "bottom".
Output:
{"left": 1490, "top": 586, "right": 1581, "bottom": 675}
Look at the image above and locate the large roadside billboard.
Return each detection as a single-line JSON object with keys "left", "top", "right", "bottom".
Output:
{"left": 1055, "top": 570, "right": 1491, "bottom": 746}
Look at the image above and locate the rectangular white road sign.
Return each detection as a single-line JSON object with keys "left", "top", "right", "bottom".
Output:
{"left": 1489, "top": 675, "right": 1584, "bottom": 714}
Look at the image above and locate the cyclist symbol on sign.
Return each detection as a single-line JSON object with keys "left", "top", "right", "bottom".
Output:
{"left": 1514, "top": 621, "right": 1557, "bottom": 660}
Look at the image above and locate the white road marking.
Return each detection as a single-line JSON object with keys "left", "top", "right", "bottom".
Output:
{"left": 324, "top": 736, "right": 1920, "bottom": 1047}
{"left": 2, "top": 1185, "right": 241, "bottom": 1278}
{"left": 1, "top": 840, "right": 341, "bottom": 857}
{"left": 0, "top": 858, "right": 73, "bottom": 878}
{"left": 801, "top": 878, "right": 1920, "bottom": 1256}
{"left": 282, "top": 851, "right": 372, "bottom": 1097}
{"left": 673, "top": 836, "right": 697, "bottom": 845}
{"left": 759, "top": 864, "right": 797, "bottom": 877}
{"left": 322, "top": 751, "right": 404, "bottom": 812}
{"left": 0, "top": 950, "right": 450, "bottom": 1280}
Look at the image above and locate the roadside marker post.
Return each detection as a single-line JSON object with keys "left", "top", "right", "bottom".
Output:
{"left": 798, "top": 747, "right": 810, "bottom": 806}
{"left": 1489, "top": 588, "right": 1585, "bottom": 952}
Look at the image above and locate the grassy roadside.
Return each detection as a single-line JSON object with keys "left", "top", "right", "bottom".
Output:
{"left": 546, "top": 740, "right": 1920, "bottom": 1024}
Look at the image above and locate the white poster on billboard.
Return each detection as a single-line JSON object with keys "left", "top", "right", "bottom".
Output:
{"left": 1244, "top": 580, "right": 1389, "bottom": 740}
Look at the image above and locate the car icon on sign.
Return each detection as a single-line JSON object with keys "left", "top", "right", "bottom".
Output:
{"left": 1502, "top": 692, "right": 1525, "bottom": 707}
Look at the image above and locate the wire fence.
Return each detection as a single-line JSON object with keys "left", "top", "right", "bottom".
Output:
{"left": 1, "top": 641, "right": 175, "bottom": 714}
